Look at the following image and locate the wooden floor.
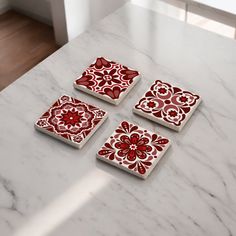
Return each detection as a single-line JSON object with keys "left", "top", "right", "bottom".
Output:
{"left": 0, "top": 10, "right": 59, "bottom": 91}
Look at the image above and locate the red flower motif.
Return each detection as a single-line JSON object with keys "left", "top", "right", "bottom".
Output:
{"left": 94, "top": 69, "right": 120, "bottom": 86}
{"left": 158, "top": 87, "right": 167, "bottom": 94}
{"left": 97, "top": 121, "right": 170, "bottom": 177}
{"left": 179, "top": 96, "right": 188, "bottom": 102}
{"left": 115, "top": 121, "right": 138, "bottom": 134}
{"left": 91, "top": 57, "right": 113, "bottom": 69}
{"left": 162, "top": 105, "right": 185, "bottom": 126}
{"left": 151, "top": 134, "right": 169, "bottom": 151}
{"left": 76, "top": 72, "right": 95, "bottom": 89}
{"left": 115, "top": 133, "right": 152, "bottom": 161}
{"left": 135, "top": 80, "right": 200, "bottom": 127}
{"left": 120, "top": 67, "right": 139, "bottom": 81}
{"left": 128, "top": 160, "right": 152, "bottom": 175}
{"left": 135, "top": 97, "right": 164, "bottom": 114}
{"left": 35, "top": 96, "right": 107, "bottom": 147}
{"left": 48, "top": 102, "right": 95, "bottom": 135}
{"left": 169, "top": 110, "right": 178, "bottom": 117}
{"left": 103, "top": 86, "right": 124, "bottom": 99}
{"left": 98, "top": 142, "right": 115, "bottom": 160}
{"left": 74, "top": 57, "right": 140, "bottom": 103}
{"left": 147, "top": 101, "right": 156, "bottom": 108}
{"left": 171, "top": 91, "right": 199, "bottom": 109}
{"left": 59, "top": 109, "right": 84, "bottom": 127}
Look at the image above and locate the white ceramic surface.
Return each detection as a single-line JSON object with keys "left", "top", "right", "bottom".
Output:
{"left": 0, "top": 3, "right": 236, "bottom": 236}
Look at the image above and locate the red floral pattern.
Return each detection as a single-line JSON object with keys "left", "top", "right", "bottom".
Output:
{"left": 35, "top": 95, "right": 107, "bottom": 147}
{"left": 134, "top": 80, "right": 201, "bottom": 130}
{"left": 74, "top": 57, "right": 140, "bottom": 103}
{"left": 97, "top": 121, "right": 170, "bottom": 178}
{"left": 59, "top": 109, "right": 84, "bottom": 127}
{"left": 115, "top": 133, "right": 152, "bottom": 161}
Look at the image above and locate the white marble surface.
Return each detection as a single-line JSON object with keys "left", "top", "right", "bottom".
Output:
{"left": 0, "top": 3, "right": 236, "bottom": 236}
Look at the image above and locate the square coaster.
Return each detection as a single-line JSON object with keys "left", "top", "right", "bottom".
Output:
{"left": 133, "top": 80, "right": 201, "bottom": 131}
{"left": 97, "top": 121, "right": 171, "bottom": 179}
{"left": 35, "top": 95, "right": 108, "bottom": 149}
{"left": 74, "top": 57, "right": 141, "bottom": 105}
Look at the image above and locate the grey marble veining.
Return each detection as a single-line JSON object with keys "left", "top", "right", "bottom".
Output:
{"left": 0, "top": 3, "right": 236, "bottom": 236}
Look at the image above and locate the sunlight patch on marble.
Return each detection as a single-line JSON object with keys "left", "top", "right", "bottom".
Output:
{"left": 13, "top": 170, "right": 111, "bottom": 236}
{"left": 187, "top": 12, "right": 235, "bottom": 39}
{"left": 131, "top": 0, "right": 185, "bottom": 21}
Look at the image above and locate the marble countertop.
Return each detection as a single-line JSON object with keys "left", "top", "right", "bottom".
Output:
{"left": 1, "top": 3, "right": 236, "bottom": 236}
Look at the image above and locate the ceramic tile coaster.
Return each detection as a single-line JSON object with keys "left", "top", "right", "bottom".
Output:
{"left": 74, "top": 57, "right": 141, "bottom": 105}
{"left": 97, "top": 121, "right": 171, "bottom": 179}
{"left": 35, "top": 95, "right": 108, "bottom": 149}
{"left": 133, "top": 80, "right": 201, "bottom": 131}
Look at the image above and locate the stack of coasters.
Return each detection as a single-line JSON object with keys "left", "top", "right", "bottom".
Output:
{"left": 133, "top": 80, "right": 201, "bottom": 131}
{"left": 97, "top": 121, "right": 171, "bottom": 179}
{"left": 35, "top": 95, "right": 108, "bottom": 149}
{"left": 74, "top": 57, "right": 141, "bottom": 105}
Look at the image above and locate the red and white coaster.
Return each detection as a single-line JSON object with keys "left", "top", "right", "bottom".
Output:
{"left": 97, "top": 121, "right": 171, "bottom": 179}
{"left": 35, "top": 95, "right": 108, "bottom": 149}
{"left": 74, "top": 57, "right": 141, "bottom": 105}
{"left": 133, "top": 80, "right": 201, "bottom": 131}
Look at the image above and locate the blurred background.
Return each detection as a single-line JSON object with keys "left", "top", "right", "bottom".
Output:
{"left": 0, "top": 0, "right": 235, "bottom": 91}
